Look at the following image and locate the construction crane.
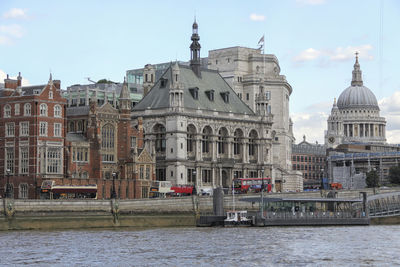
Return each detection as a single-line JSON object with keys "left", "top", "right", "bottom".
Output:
{"left": 85, "top": 77, "right": 96, "bottom": 84}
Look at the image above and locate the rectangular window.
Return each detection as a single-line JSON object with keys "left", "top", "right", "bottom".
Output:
{"left": 202, "top": 169, "right": 212, "bottom": 184}
{"left": 187, "top": 169, "right": 196, "bottom": 183}
{"left": 246, "top": 93, "right": 249, "bottom": 101}
{"left": 20, "top": 147, "right": 29, "bottom": 174}
{"left": 6, "top": 147, "right": 14, "bottom": 173}
{"left": 54, "top": 123, "right": 62, "bottom": 137}
{"left": 39, "top": 122, "right": 47, "bottom": 136}
{"left": 19, "top": 183, "right": 28, "bottom": 199}
{"left": 266, "top": 91, "right": 271, "bottom": 100}
{"left": 47, "top": 147, "right": 62, "bottom": 173}
{"left": 156, "top": 168, "right": 166, "bottom": 181}
{"left": 5, "top": 123, "right": 15, "bottom": 137}
{"left": 140, "top": 165, "right": 144, "bottom": 179}
{"left": 146, "top": 166, "right": 150, "bottom": 180}
{"left": 20, "top": 122, "right": 29, "bottom": 136}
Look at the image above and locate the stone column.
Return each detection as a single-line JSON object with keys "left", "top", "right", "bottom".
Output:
{"left": 242, "top": 138, "right": 248, "bottom": 164}
{"left": 195, "top": 135, "right": 201, "bottom": 161}
{"left": 211, "top": 136, "right": 217, "bottom": 162}
{"left": 227, "top": 137, "right": 233, "bottom": 159}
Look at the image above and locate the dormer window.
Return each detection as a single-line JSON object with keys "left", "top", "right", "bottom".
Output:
{"left": 34, "top": 90, "right": 40, "bottom": 95}
{"left": 220, "top": 91, "right": 229, "bottom": 103}
{"left": 160, "top": 78, "right": 168, "bottom": 88}
{"left": 189, "top": 87, "right": 199, "bottom": 100}
{"left": 205, "top": 90, "right": 214, "bottom": 101}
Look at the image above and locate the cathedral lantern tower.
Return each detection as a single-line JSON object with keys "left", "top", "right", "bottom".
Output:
{"left": 190, "top": 19, "right": 201, "bottom": 77}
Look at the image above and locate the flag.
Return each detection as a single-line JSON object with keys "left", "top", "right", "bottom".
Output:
{"left": 258, "top": 35, "right": 264, "bottom": 45}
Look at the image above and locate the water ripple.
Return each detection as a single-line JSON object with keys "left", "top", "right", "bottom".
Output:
{"left": 0, "top": 225, "right": 399, "bottom": 266}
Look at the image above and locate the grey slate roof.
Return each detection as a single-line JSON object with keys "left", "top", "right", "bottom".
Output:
{"left": 133, "top": 65, "right": 254, "bottom": 115}
{"left": 66, "top": 105, "right": 90, "bottom": 116}
{"left": 66, "top": 133, "right": 88, "bottom": 142}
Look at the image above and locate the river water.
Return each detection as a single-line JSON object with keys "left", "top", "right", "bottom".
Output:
{"left": 1, "top": 225, "right": 399, "bottom": 266}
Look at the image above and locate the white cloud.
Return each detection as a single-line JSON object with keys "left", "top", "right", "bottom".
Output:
{"left": 0, "top": 69, "right": 30, "bottom": 86}
{"left": 291, "top": 110, "right": 328, "bottom": 144}
{"left": 329, "top": 45, "right": 374, "bottom": 61}
{"left": 293, "top": 44, "right": 374, "bottom": 64}
{"left": 0, "top": 35, "right": 12, "bottom": 45}
{"left": 0, "top": 24, "right": 24, "bottom": 38}
{"left": 293, "top": 48, "right": 322, "bottom": 62}
{"left": 2, "top": 8, "right": 28, "bottom": 19}
{"left": 296, "top": 0, "right": 326, "bottom": 5}
{"left": 249, "top": 13, "right": 265, "bottom": 21}
{"left": 0, "top": 24, "right": 24, "bottom": 45}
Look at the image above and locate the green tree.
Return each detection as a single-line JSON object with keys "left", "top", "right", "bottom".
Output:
{"left": 365, "top": 170, "right": 379, "bottom": 188}
{"left": 97, "top": 79, "right": 115, "bottom": 84}
{"left": 388, "top": 165, "right": 400, "bottom": 184}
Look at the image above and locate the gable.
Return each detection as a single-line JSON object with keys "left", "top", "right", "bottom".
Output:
{"left": 137, "top": 148, "right": 153, "bottom": 163}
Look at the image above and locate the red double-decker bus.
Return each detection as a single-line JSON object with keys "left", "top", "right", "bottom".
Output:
{"left": 233, "top": 178, "right": 272, "bottom": 194}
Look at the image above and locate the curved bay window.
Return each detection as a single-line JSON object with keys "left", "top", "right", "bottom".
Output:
{"left": 233, "top": 129, "right": 243, "bottom": 156}
{"left": 102, "top": 124, "right": 115, "bottom": 162}
{"left": 202, "top": 126, "right": 212, "bottom": 157}
{"left": 217, "top": 127, "right": 228, "bottom": 156}
{"left": 248, "top": 130, "right": 258, "bottom": 161}
{"left": 187, "top": 124, "right": 196, "bottom": 159}
{"left": 154, "top": 124, "right": 166, "bottom": 154}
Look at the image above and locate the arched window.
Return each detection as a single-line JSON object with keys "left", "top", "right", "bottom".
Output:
{"left": 4, "top": 104, "right": 11, "bottom": 118}
{"left": 154, "top": 124, "right": 166, "bottom": 153}
{"left": 40, "top": 104, "right": 47, "bottom": 116}
{"left": 218, "top": 127, "right": 228, "bottom": 155}
{"left": 54, "top": 105, "right": 61, "bottom": 117}
{"left": 202, "top": 126, "right": 212, "bottom": 154}
{"left": 69, "top": 122, "right": 75, "bottom": 132}
{"left": 102, "top": 124, "right": 115, "bottom": 150}
{"left": 24, "top": 103, "right": 31, "bottom": 116}
{"left": 233, "top": 129, "right": 243, "bottom": 155}
{"left": 248, "top": 130, "right": 258, "bottom": 157}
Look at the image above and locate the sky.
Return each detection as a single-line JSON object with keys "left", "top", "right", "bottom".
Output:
{"left": 1, "top": 0, "right": 400, "bottom": 144}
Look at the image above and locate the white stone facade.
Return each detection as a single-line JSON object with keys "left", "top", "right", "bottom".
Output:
{"left": 208, "top": 47, "right": 296, "bottom": 184}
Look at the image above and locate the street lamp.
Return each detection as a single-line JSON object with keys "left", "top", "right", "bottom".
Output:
{"left": 111, "top": 172, "right": 117, "bottom": 199}
{"left": 5, "top": 168, "right": 11, "bottom": 198}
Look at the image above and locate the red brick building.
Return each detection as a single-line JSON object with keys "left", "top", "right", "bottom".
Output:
{"left": 0, "top": 73, "right": 66, "bottom": 198}
{"left": 0, "top": 74, "right": 155, "bottom": 199}
{"left": 65, "top": 79, "right": 155, "bottom": 199}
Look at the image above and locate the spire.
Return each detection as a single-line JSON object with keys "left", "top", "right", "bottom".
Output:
{"left": 351, "top": 51, "right": 363, "bottom": 86}
{"left": 190, "top": 19, "right": 201, "bottom": 77}
{"left": 334, "top": 97, "right": 337, "bottom": 106}
{"left": 119, "top": 76, "right": 130, "bottom": 100}
{"left": 49, "top": 72, "right": 53, "bottom": 82}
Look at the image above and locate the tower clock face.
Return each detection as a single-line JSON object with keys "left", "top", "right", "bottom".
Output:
{"left": 328, "top": 136, "right": 335, "bottom": 144}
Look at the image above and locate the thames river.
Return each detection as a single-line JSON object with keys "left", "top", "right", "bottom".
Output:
{"left": 1, "top": 225, "right": 399, "bottom": 266}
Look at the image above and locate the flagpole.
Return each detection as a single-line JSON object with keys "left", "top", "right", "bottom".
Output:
{"left": 263, "top": 34, "right": 265, "bottom": 76}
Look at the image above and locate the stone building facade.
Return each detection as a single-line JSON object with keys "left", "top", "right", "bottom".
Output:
{"left": 0, "top": 74, "right": 66, "bottom": 199}
{"left": 325, "top": 54, "right": 386, "bottom": 148}
{"left": 132, "top": 21, "right": 302, "bottom": 192}
{"left": 207, "top": 46, "right": 295, "bottom": 182}
{"left": 325, "top": 55, "right": 392, "bottom": 189}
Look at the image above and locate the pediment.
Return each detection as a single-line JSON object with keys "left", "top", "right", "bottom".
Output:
{"left": 98, "top": 102, "right": 118, "bottom": 114}
{"left": 137, "top": 148, "right": 153, "bottom": 163}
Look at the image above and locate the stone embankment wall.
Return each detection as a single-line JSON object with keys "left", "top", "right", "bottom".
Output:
{"left": 1, "top": 187, "right": 399, "bottom": 230}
